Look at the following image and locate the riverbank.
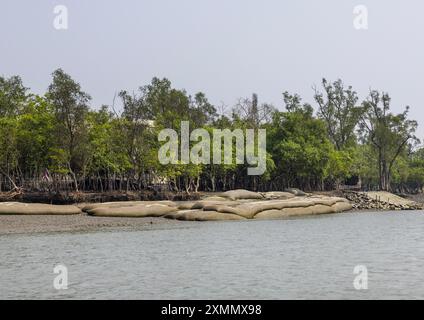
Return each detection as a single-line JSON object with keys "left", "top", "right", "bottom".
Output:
{"left": 2, "top": 189, "right": 422, "bottom": 206}
{"left": 1, "top": 190, "right": 353, "bottom": 222}
{"left": 0, "top": 189, "right": 350, "bottom": 234}
{"left": 1, "top": 189, "right": 422, "bottom": 235}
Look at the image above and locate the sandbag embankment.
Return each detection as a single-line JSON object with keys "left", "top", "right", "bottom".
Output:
{"left": 220, "top": 189, "right": 265, "bottom": 200}
{"left": 164, "top": 210, "right": 246, "bottom": 221}
{"left": 261, "top": 191, "right": 295, "bottom": 200}
{"left": 284, "top": 188, "right": 307, "bottom": 196}
{"left": 0, "top": 202, "right": 82, "bottom": 215}
{"left": 81, "top": 200, "right": 177, "bottom": 212}
{"left": 254, "top": 199, "right": 352, "bottom": 220}
{"left": 81, "top": 190, "right": 352, "bottom": 220}
{"left": 166, "top": 191, "right": 352, "bottom": 221}
{"left": 0, "top": 189, "right": 353, "bottom": 219}
{"left": 177, "top": 199, "right": 240, "bottom": 210}
{"left": 86, "top": 203, "right": 177, "bottom": 217}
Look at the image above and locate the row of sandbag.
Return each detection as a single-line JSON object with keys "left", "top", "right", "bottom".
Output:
{"left": 0, "top": 201, "right": 176, "bottom": 216}
{"left": 81, "top": 196, "right": 352, "bottom": 220}
{"left": 0, "top": 189, "right": 352, "bottom": 220}
{"left": 0, "top": 189, "right": 283, "bottom": 216}
{"left": 218, "top": 189, "right": 305, "bottom": 200}
{"left": 164, "top": 197, "right": 352, "bottom": 221}
{"left": 0, "top": 202, "right": 82, "bottom": 215}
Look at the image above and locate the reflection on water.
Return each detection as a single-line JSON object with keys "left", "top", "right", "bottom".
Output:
{"left": 1, "top": 211, "right": 424, "bottom": 299}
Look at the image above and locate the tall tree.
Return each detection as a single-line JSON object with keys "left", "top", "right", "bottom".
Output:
{"left": 268, "top": 93, "right": 333, "bottom": 190}
{"left": 314, "top": 78, "right": 363, "bottom": 150}
{"left": 359, "top": 91, "right": 419, "bottom": 191}
{"left": 47, "top": 69, "right": 91, "bottom": 191}
{"left": 0, "top": 75, "right": 27, "bottom": 116}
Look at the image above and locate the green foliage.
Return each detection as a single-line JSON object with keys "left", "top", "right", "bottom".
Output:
{"left": 267, "top": 95, "right": 333, "bottom": 189}
{"left": 0, "top": 71, "right": 422, "bottom": 193}
{"left": 0, "top": 75, "right": 27, "bottom": 116}
{"left": 314, "top": 78, "right": 363, "bottom": 150}
{"left": 17, "top": 95, "right": 55, "bottom": 172}
{"left": 359, "top": 91, "right": 419, "bottom": 191}
{"left": 327, "top": 148, "right": 355, "bottom": 185}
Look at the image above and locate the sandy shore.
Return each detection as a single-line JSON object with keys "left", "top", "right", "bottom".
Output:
{"left": 0, "top": 214, "right": 197, "bottom": 235}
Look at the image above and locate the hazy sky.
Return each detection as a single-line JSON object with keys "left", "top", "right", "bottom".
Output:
{"left": 1, "top": 0, "right": 423, "bottom": 139}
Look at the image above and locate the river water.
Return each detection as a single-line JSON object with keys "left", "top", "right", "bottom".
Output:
{"left": 1, "top": 211, "right": 424, "bottom": 299}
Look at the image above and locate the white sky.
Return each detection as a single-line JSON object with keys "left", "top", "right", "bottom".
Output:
{"left": 1, "top": 0, "right": 423, "bottom": 140}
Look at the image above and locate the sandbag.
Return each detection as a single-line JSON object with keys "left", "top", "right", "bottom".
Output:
{"left": 254, "top": 206, "right": 317, "bottom": 219}
{"left": 202, "top": 204, "right": 240, "bottom": 214}
{"left": 177, "top": 202, "right": 197, "bottom": 210}
{"left": 220, "top": 189, "right": 264, "bottom": 200}
{"left": 310, "top": 199, "right": 338, "bottom": 206}
{"left": 191, "top": 211, "right": 246, "bottom": 221}
{"left": 197, "top": 211, "right": 245, "bottom": 221}
{"left": 82, "top": 200, "right": 177, "bottom": 212}
{"left": 245, "top": 199, "right": 313, "bottom": 211}
{"left": 280, "top": 206, "right": 315, "bottom": 216}
{"left": 218, "top": 199, "right": 314, "bottom": 218}
{"left": 190, "top": 200, "right": 239, "bottom": 210}
{"left": 82, "top": 201, "right": 139, "bottom": 212}
{"left": 165, "top": 210, "right": 201, "bottom": 220}
{"left": 261, "top": 191, "right": 295, "bottom": 200}
{"left": 253, "top": 209, "right": 288, "bottom": 220}
{"left": 163, "top": 210, "right": 193, "bottom": 220}
{"left": 201, "top": 196, "right": 229, "bottom": 201}
{"left": 311, "top": 204, "right": 334, "bottom": 215}
{"left": 168, "top": 209, "right": 245, "bottom": 221}
{"left": 333, "top": 197, "right": 350, "bottom": 203}
{"left": 87, "top": 204, "right": 177, "bottom": 217}
{"left": 284, "top": 188, "right": 307, "bottom": 196}
{"left": 0, "top": 202, "right": 81, "bottom": 215}
{"left": 331, "top": 202, "right": 353, "bottom": 213}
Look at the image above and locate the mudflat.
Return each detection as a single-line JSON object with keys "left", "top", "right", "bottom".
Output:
{"left": 0, "top": 214, "right": 193, "bottom": 235}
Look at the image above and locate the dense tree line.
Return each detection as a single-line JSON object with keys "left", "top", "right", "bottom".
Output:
{"left": 0, "top": 69, "right": 423, "bottom": 194}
